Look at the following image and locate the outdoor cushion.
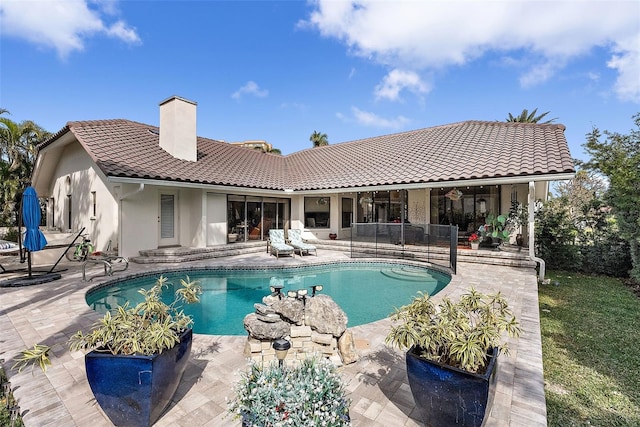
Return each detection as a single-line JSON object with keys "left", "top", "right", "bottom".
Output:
{"left": 268, "top": 229, "right": 294, "bottom": 258}
{"left": 287, "top": 229, "right": 317, "bottom": 256}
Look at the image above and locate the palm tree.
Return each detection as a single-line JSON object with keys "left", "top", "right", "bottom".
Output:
{"left": 505, "top": 108, "right": 557, "bottom": 124}
{"left": 310, "top": 130, "right": 329, "bottom": 147}
{"left": 0, "top": 111, "right": 50, "bottom": 225}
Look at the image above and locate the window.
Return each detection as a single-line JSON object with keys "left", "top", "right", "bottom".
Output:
{"left": 431, "top": 186, "right": 500, "bottom": 232}
{"left": 91, "top": 191, "right": 97, "bottom": 217}
{"left": 341, "top": 198, "right": 352, "bottom": 228}
{"left": 356, "top": 191, "right": 406, "bottom": 223}
{"left": 304, "top": 197, "right": 330, "bottom": 228}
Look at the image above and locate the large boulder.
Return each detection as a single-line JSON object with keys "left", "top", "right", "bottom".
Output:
{"left": 243, "top": 313, "right": 290, "bottom": 340}
{"left": 338, "top": 330, "right": 358, "bottom": 364}
{"left": 305, "top": 295, "right": 348, "bottom": 337}
{"left": 272, "top": 297, "right": 305, "bottom": 325}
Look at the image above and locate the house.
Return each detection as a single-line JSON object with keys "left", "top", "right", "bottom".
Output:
{"left": 31, "top": 96, "right": 575, "bottom": 258}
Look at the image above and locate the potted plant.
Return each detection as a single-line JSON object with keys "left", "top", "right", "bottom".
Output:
{"left": 385, "top": 288, "right": 521, "bottom": 427}
{"left": 228, "top": 355, "right": 351, "bottom": 426}
{"left": 480, "top": 213, "right": 510, "bottom": 247}
{"left": 14, "top": 275, "right": 202, "bottom": 427}
{"left": 468, "top": 232, "right": 480, "bottom": 250}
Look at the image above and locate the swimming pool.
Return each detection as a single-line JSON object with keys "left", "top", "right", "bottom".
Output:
{"left": 86, "top": 262, "right": 451, "bottom": 335}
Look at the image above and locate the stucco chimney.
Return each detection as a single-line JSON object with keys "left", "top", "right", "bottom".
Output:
{"left": 159, "top": 96, "right": 197, "bottom": 161}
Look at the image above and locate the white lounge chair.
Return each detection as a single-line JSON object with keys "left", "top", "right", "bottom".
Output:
{"left": 287, "top": 229, "right": 317, "bottom": 256}
{"left": 267, "top": 229, "right": 295, "bottom": 258}
{"left": 0, "top": 240, "right": 20, "bottom": 273}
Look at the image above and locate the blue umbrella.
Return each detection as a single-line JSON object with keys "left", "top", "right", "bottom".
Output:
{"left": 22, "top": 186, "right": 47, "bottom": 277}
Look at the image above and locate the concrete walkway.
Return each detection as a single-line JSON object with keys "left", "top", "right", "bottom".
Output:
{"left": 0, "top": 251, "right": 546, "bottom": 426}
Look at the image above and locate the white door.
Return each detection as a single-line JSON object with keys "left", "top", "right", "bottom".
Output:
{"left": 159, "top": 192, "right": 179, "bottom": 246}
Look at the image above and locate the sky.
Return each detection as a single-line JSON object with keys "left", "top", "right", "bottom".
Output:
{"left": 1, "top": 0, "right": 639, "bottom": 160}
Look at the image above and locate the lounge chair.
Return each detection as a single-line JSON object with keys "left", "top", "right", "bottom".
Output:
{"left": 287, "top": 229, "right": 317, "bottom": 256}
{"left": 0, "top": 240, "right": 20, "bottom": 273}
{"left": 267, "top": 229, "right": 295, "bottom": 258}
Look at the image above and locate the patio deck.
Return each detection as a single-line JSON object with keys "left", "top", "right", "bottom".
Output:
{"left": 0, "top": 250, "right": 546, "bottom": 426}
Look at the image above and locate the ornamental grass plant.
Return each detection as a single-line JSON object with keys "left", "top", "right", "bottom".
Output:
{"left": 228, "top": 356, "right": 351, "bottom": 427}
{"left": 13, "top": 275, "right": 202, "bottom": 373}
{"left": 386, "top": 288, "right": 521, "bottom": 373}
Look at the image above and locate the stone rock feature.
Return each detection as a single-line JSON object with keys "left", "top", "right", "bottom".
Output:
{"left": 254, "top": 303, "right": 275, "bottom": 315}
{"left": 338, "top": 330, "right": 358, "bottom": 365}
{"left": 272, "top": 298, "right": 305, "bottom": 325}
{"left": 305, "top": 295, "right": 348, "bottom": 337}
{"left": 243, "top": 313, "right": 290, "bottom": 340}
{"left": 243, "top": 291, "right": 358, "bottom": 366}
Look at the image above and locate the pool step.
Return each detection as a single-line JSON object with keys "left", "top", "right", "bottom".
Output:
{"left": 380, "top": 267, "right": 437, "bottom": 283}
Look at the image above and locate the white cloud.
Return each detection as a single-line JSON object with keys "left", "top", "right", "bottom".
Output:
{"left": 339, "top": 107, "right": 410, "bottom": 129}
{"left": 374, "top": 69, "right": 431, "bottom": 101}
{"left": 0, "top": 0, "right": 141, "bottom": 58}
{"left": 305, "top": 1, "right": 640, "bottom": 102}
{"left": 607, "top": 35, "right": 640, "bottom": 102}
{"left": 232, "top": 81, "right": 269, "bottom": 100}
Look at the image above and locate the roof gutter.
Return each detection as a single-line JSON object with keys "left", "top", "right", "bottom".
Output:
{"left": 528, "top": 181, "right": 546, "bottom": 283}
{"left": 109, "top": 172, "right": 575, "bottom": 196}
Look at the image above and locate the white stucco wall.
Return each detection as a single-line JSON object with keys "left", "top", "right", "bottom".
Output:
{"left": 46, "top": 142, "right": 118, "bottom": 252}
{"left": 119, "top": 185, "right": 158, "bottom": 258}
{"left": 206, "top": 193, "right": 227, "bottom": 246}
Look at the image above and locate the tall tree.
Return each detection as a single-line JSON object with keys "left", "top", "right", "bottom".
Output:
{"left": 309, "top": 130, "right": 329, "bottom": 147}
{"left": 0, "top": 111, "right": 50, "bottom": 226}
{"left": 506, "top": 108, "right": 557, "bottom": 124}
{"left": 581, "top": 113, "right": 640, "bottom": 280}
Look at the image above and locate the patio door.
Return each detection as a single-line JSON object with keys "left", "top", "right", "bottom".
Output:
{"left": 159, "top": 191, "right": 179, "bottom": 247}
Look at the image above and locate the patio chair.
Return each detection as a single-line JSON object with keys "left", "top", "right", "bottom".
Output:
{"left": 287, "top": 229, "right": 317, "bottom": 256}
{"left": 0, "top": 240, "right": 20, "bottom": 273}
{"left": 267, "top": 229, "right": 295, "bottom": 258}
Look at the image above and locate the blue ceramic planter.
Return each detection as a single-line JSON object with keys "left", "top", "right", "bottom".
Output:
{"left": 406, "top": 346, "right": 498, "bottom": 427}
{"left": 85, "top": 329, "right": 192, "bottom": 426}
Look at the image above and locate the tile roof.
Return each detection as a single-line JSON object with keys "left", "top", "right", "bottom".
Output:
{"left": 40, "top": 119, "right": 574, "bottom": 192}
{"left": 287, "top": 120, "right": 575, "bottom": 190}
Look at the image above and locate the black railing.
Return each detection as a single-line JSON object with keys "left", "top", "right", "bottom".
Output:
{"left": 350, "top": 223, "right": 457, "bottom": 273}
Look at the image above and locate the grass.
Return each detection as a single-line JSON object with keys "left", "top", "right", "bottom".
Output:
{"left": 540, "top": 272, "right": 640, "bottom": 426}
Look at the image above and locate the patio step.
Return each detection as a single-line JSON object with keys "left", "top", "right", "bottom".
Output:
{"left": 131, "top": 241, "right": 266, "bottom": 263}
{"left": 313, "top": 239, "right": 536, "bottom": 269}
{"left": 130, "top": 239, "right": 535, "bottom": 269}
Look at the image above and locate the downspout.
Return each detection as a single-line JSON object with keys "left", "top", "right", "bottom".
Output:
{"left": 119, "top": 183, "right": 145, "bottom": 200}
{"left": 117, "top": 183, "right": 145, "bottom": 256}
{"left": 528, "top": 181, "right": 546, "bottom": 283}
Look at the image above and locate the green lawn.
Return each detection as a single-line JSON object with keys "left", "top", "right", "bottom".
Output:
{"left": 540, "top": 272, "right": 640, "bottom": 426}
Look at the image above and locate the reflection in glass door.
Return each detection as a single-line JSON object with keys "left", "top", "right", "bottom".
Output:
{"left": 227, "top": 196, "right": 289, "bottom": 242}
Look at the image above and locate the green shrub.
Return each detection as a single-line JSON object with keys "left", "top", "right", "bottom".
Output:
{"left": 228, "top": 356, "right": 351, "bottom": 426}
{"left": 580, "top": 242, "right": 632, "bottom": 277}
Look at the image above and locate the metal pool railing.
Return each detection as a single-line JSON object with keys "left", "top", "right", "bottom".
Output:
{"left": 349, "top": 223, "right": 457, "bottom": 273}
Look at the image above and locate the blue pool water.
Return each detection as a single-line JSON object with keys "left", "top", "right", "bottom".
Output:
{"left": 86, "top": 262, "right": 451, "bottom": 335}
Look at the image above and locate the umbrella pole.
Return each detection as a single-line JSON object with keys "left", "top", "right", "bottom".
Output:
{"left": 27, "top": 251, "right": 32, "bottom": 278}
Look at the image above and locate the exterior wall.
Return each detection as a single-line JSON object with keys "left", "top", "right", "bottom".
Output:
{"left": 290, "top": 195, "right": 305, "bottom": 236}
{"left": 46, "top": 142, "right": 118, "bottom": 252}
{"left": 119, "top": 185, "right": 158, "bottom": 258}
{"left": 179, "top": 188, "right": 206, "bottom": 248}
{"left": 206, "top": 192, "right": 227, "bottom": 246}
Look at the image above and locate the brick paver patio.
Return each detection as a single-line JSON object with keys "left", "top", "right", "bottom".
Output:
{"left": 0, "top": 251, "right": 546, "bottom": 426}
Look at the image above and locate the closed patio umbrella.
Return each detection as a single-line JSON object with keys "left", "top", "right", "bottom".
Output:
{"left": 22, "top": 186, "right": 47, "bottom": 277}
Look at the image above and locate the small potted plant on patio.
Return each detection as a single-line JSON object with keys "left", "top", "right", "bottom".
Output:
{"left": 386, "top": 288, "right": 521, "bottom": 427}
{"left": 14, "top": 275, "right": 202, "bottom": 427}
{"left": 228, "top": 355, "right": 351, "bottom": 426}
{"left": 468, "top": 232, "right": 480, "bottom": 250}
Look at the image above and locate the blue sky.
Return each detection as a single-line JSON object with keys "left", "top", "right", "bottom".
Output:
{"left": 1, "top": 1, "right": 639, "bottom": 160}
